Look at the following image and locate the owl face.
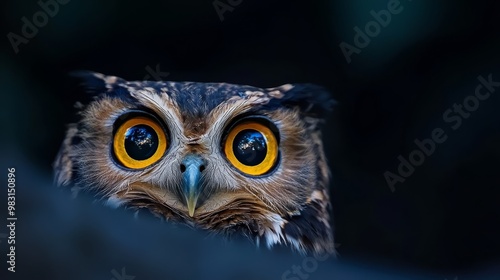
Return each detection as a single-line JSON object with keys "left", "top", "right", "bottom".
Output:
{"left": 54, "top": 72, "right": 335, "bottom": 255}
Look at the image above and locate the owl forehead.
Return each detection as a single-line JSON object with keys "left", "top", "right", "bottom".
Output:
{"left": 110, "top": 81, "right": 291, "bottom": 136}
{"left": 167, "top": 82, "right": 261, "bottom": 115}
{"left": 127, "top": 80, "right": 283, "bottom": 115}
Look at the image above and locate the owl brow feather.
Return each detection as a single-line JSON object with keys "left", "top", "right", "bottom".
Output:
{"left": 130, "top": 89, "right": 186, "bottom": 141}
{"left": 205, "top": 95, "right": 270, "bottom": 140}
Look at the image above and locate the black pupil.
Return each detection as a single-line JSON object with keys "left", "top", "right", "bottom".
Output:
{"left": 232, "top": 129, "right": 267, "bottom": 166}
{"left": 124, "top": 125, "right": 159, "bottom": 160}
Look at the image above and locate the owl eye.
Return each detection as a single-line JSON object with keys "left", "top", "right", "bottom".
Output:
{"left": 224, "top": 120, "right": 279, "bottom": 176}
{"left": 113, "top": 116, "right": 167, "bottom": 169}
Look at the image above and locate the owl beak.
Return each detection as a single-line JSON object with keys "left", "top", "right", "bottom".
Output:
{"left": 181, "top": 155, "right": 205, "bottom": 217}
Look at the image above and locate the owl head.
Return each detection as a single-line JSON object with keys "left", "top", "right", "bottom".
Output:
{"left": 54, "top": 71, "right": 336, "bottom": 255}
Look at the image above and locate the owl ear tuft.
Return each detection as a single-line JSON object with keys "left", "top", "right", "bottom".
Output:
{"left": 69, "top": 70, "right": 126, "bottom": 95}
{"left": 270, "top": 84, "right": 336, "bottom": 118}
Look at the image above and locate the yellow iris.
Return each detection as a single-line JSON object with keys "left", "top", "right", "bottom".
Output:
{"left": 113, "top": 116, "right": 167, "bottom": 169}
{"left": 224, "top": 121, "right": 279, "bottom": 176}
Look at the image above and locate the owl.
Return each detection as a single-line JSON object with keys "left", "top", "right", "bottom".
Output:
{"left": 54, "top": 71, "right": 336, "bottom": 255}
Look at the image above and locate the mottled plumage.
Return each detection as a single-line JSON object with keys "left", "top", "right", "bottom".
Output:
{"left": 54, "top": 71, "right": 336, "bottom": 255}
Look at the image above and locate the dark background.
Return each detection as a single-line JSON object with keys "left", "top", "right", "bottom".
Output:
{"left": 1, "top": 0, "right": 500, "bottom": 279}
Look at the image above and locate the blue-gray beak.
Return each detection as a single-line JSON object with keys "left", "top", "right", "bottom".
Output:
{"left": 181, "top": 155, "right": 206, "bottom": 217}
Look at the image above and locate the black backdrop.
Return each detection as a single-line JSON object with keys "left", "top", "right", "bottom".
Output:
{"left": 1, "top": 0, "right": 500, "bottom": 279}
